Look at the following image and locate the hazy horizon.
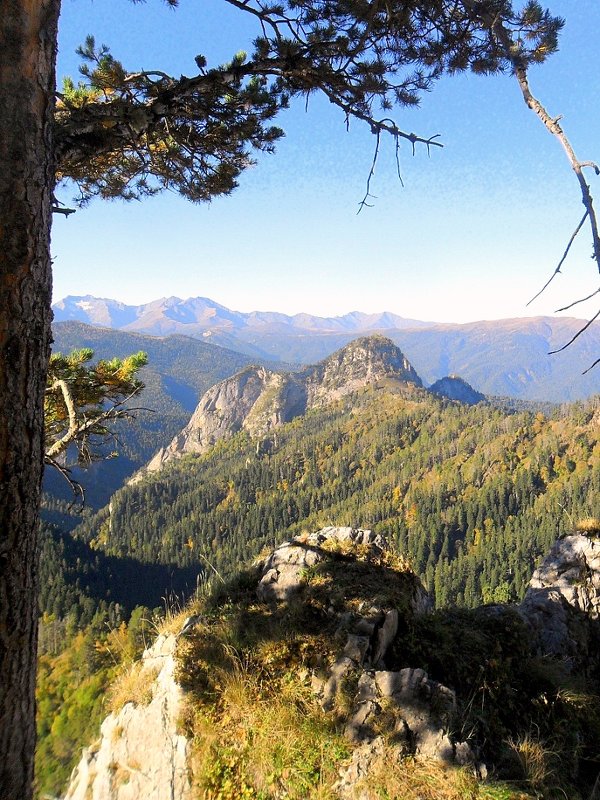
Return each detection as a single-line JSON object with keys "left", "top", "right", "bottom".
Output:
{"left": 53, "top": 290, "right": 596, "bottom": 327}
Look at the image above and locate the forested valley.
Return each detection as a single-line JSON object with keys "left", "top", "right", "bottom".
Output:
{"left": 71, "top": 383, "right": 600, "bottom": 608}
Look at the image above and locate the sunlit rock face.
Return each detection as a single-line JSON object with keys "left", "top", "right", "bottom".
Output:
{"left": 138, "top": 336, "right": 423, "bottom": 478}
{"left": 64, "top": 634, "right": 192, "bottom": 800}
{"left": 520, "top": 533, "right": 600, "bottom": 671}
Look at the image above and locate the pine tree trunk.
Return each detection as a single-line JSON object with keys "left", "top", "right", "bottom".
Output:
{"left": 0, "top": 1, "right": 59, "bottom": 797}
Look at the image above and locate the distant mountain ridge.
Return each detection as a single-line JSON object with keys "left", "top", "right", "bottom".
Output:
{"left": 53, "top": 294, "right": 431, "bottom": 336}
{"left": 52, "top": 295, "right": 600, "bottom": 401}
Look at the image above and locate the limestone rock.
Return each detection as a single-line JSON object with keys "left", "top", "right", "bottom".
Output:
{"left": 138, "top": 336, "right": 424, "bottom": 477}
{"left": 372, "top": 609, "right": 399, "bottom": 668}
{"left": 256, "top": 526, "right": 389, "bottom": 603}
{"left": 143, "top": 365, "right": 292, "bottom": 474}
{"left": 63, "top": 634, "right": 192, "bottom": 800}
{"left": 303, "top": 335, "right": 422, "bottom": 409}
{"left": 344, "top": 667, "right": 456, "bottom": 761}
{"left": 520, "top": 534, "right": 600, "bottom": 669}
{"left": 335, "top": 736, "right": 386, "bottom": 800}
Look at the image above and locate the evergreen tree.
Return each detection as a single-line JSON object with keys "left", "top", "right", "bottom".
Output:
{"left": 44, "top": 348, "right": 147, "bottom": 495}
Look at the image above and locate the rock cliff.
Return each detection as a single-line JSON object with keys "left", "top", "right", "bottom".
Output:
{"left": 520, "top": 531, "right": 600, "bottom": 672}
{"left": 64, "top": 633, "right": 191, "bottom": 800}
{"left": 139, "top": 335, "right": 424, "bottom": 477}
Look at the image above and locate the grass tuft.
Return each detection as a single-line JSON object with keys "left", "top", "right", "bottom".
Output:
{"left": 506, "top": 732, "right": 558, "bottom": 790}
{"left": 107, "top": 662, "right": 158, "bottom": 713}
{"left": 575, "top": 517, "right": 600, "bottom": 536}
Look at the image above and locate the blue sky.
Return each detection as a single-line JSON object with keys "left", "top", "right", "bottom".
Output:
{"left": 52, "top": 0, "right": 600, "bottom": 323}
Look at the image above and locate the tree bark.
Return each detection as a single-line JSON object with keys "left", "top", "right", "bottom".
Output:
{"left": 0, "top": 1, "right": 60, "bottom": 797}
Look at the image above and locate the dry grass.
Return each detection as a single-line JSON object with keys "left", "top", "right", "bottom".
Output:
{"left": 506, "top": 733, "right": 558, "bottom": 791}
{"left": 107, "top": 662, "right": 159, "bottom": 713}
{"left": 575, "top": 517, "right": 600, "bottom": 536}
{"left": 110, "top": 724, "right": 124, "bottom": 744}
{"left": 355, "top": 751, "right": 536, "bottom": 800}
{"left": 316, "top": 535, "right": 413, "bottom": 574}
{"left": 187, "top": 656, "right": 348, "bottom": 800}
{"left": 355, "top": 751, "right": 486, "bottom": 800}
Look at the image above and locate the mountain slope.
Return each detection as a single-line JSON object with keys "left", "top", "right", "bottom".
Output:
{"left": 140, "top": 336, "right": 423, "bottom": 475}
{"left": 71, "top": 370, "right": 600, "bottom": 614}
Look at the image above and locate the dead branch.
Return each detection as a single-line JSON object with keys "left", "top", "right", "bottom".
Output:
{"left": 44, "top": 453, "right": 86, "bottom": 507}
{"left": 527, "top": 211, "right": 588, "bottom": 306}
{"left": 484, "top": 16, "right": 600, "bottom": 369}
{"left": 548, "top": 308, "right": 600, "bottom": 354}
{"left": 45, "top": 383, "right": 147, "bottom": 461}
{"left": 555, "top": 287, "right": 600, "bottom": 313}
{"left": 46, "top": 379, "right": 79, "bottom": 459}
{"left": 491, "top": 18, "right": 600, "bottom": 273}
{"left": 51, "top": 203, "right": 76, "bottom": 216}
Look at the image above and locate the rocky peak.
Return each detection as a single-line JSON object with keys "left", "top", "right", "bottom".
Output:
{"left": 138, "top": 336, "right": 422, "bottom": 477}
{"left": 304, "top": 335, "right": 422, "bottom": 406}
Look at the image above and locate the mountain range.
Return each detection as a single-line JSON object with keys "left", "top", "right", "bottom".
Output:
{"left": 53, "top": 294, "right": 431, "bottom": 336}
{"left": 53, "top": 295, "right": 600, "bottom": 401}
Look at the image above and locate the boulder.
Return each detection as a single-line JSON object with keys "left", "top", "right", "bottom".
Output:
{"left": 257, "top": 527, "right": 388, "bottom": 603}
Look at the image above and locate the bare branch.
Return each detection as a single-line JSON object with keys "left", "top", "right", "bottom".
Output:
{"left": 46, "top": 379, "right": 79, "bottom": 459}
{"left": 45, "top": 382, "right": 146, "bottom": 461}
{"left": 583, "top": 357, "right": 600, "bottom": 375}
{"left": 123, "top": 70, "right": 172, "bottom": 83}
{"left": 555, "top": 287, "right": 600, "bottom": 313}
{"left": 43, "top": 454, "right": 86, "bottom": 508}
{"left": 358, "top": 128, "right": 382, "bottom": 214}
{"left": 549, "top": 308, "right": 600, "bottom": 354}
{"left": 491, "top": 19, "right": 600, "bottom": 278}
{"left": 527, "top": 211, "right": 588, "bottom": 306}
{"left": 51, "top": 204, "right": 76, "bottom": 216}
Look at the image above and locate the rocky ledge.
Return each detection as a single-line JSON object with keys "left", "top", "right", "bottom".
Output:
{"left": 63, "top": 527, "right": 600, "bottom": 799}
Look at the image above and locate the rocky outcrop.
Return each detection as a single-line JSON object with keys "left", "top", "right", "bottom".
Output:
{"left": 258, "top": 527, "right": 388, "bottom": 603}
{"left": 138, "top": 337, "right": 424, "bottom": 477}
{"left": 520, "top": 533, "right": 600, "bottom": 671}
{"left": 257, "top": 527, "right": 464, "bottom": 769}
{"left": 62, "top": 527, "right": 600, "bottom": 799}
{"left": 428, "top": 375, "right": 485, "bottom": 405}
{"left": 64, "top": 634, "right": 192, "bottom": 800}
{"left": 304, "top": 336, "right": 422, "bottom": 408}
{"left": 343, "top": 667, "right": 456, "bottom": 756}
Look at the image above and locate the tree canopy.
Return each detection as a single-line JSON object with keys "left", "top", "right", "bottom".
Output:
{"left": 44, "top": 349, "right": 147, "bottom": 495}
{"left": 54, "top": 1, "right": 563, "bottom": 206}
